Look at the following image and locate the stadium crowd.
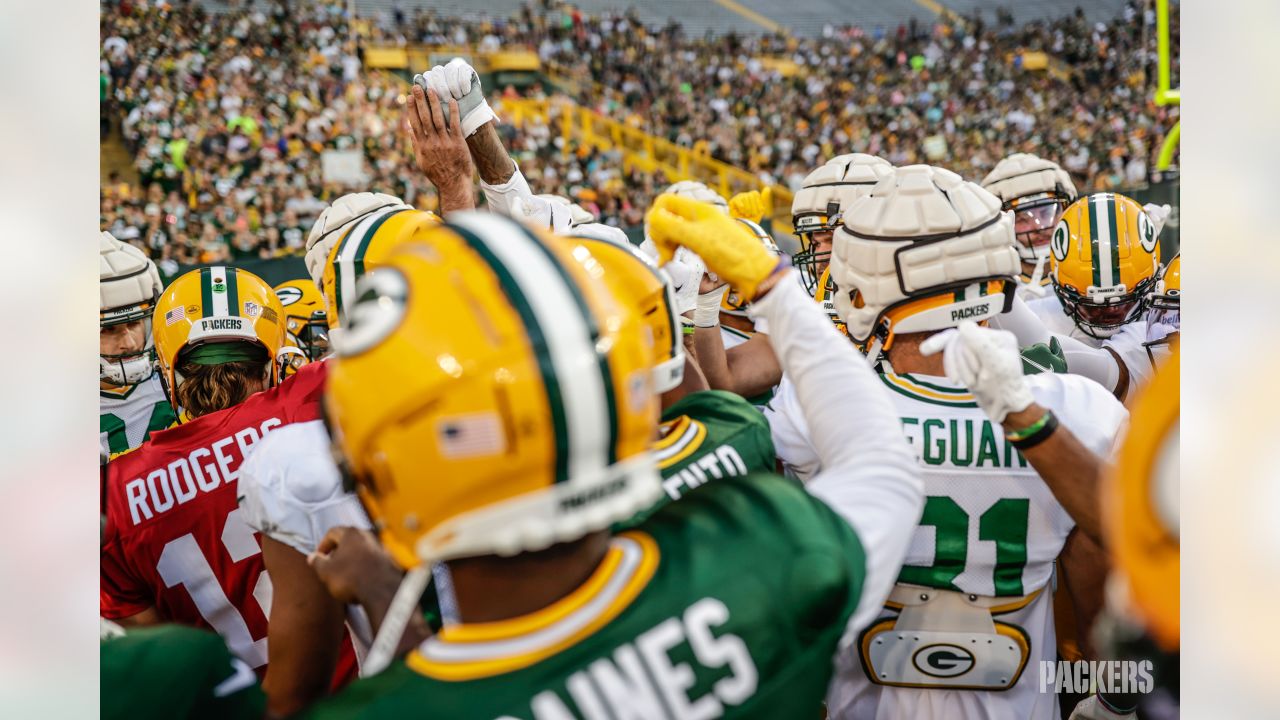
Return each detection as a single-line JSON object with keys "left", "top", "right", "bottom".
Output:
{"left": 100, "top": 0, "right": 1178, "bottom": 265}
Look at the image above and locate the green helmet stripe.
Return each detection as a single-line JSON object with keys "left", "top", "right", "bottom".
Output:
{"left": 1088, "top": 196, "right": 1103, "bottom": 288}
{"left": 200, "top": 267, "right": 213, "bottom": 317}
{"left": 1106, "top": 195, "right": 1122, "bottom": 286}
{"left": 226, "top": 267, "right": 240, "bottom": 316}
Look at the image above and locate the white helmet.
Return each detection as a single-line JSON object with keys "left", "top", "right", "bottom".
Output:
{"left": 830, "top": 165, "right": 1020, "bottom": 363}
{"left": 304, "top": 192, "right": 412, "bottom": 289}
{"left": 790, "top": 153, "right": 894, "bottom": 294}
{"left": 659, "top": 180, "right": 729, "bottom": 214}
{"left": 100, "top": 232, "right": 163, "bottom": 386}
{"left": 980, "top": 153, "right": 1077, "bottom": 263}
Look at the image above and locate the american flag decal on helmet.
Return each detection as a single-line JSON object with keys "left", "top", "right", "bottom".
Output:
{"left": 165, "top": 305, "right": 185, "bottom": 326}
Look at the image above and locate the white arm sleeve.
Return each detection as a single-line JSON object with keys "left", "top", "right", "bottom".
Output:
{"left": 989, "top": 294, "right": 1052, "bottom": 346}
{"left": 991, "top": 296, "right": 1122, "bottom": 393}
{"left": 479, "top": 161, "right": 534, "bottom": 217}
{"left": 749, "top": 275, "right": 923, "bottom": 634}
{"left": 237, "top": 420, "right": 372, "bottom": 556}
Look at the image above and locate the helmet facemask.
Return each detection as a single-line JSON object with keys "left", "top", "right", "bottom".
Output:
{"left": 793, "top": 203, "right": 839, "bottom": 296}
{"left": 1053, "top": 275, "right": 1155, "bottom": 339}
{"left": 100, "top": 303, "right": 157, "bottom": 386}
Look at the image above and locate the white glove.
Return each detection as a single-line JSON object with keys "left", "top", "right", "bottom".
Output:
{"left": 509, "top": 195, "right": 573, "bottom": 234}
{"left": 1068, "top": 695, "right": 1136, "bottom": 720}
{"left": 1143, "top": 202, "right": 1172, "bottom": 238}
{"left": 414, "top": 58, "right": 497, "bottom": 138}
{"left": 920, "top": 321, "right": 1034, "bottom": 423}
{"left": 641, "top": 238, "right": 704, "bottom": 317}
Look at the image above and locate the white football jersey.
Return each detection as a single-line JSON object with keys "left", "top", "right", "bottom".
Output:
{"left": 1024, "top": 295, "right": 1155, "bottom": 393}
{"left": 721, "top": 324, "right": 751, "bottom": 350}
{"left": 766, "top": 370, "right": 1126, "bottom": 720}
{"left": 237, "top": 419, "right": 375, "bottom": 666}
{"left": 99, "top": 373, "right": 174, "bottom": 458}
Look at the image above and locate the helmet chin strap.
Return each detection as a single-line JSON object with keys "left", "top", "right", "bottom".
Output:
{"left": 362, "top": 565, "right": 432, "bottom": 676}
{"left": 1024, "top": 256, "right": 1049, "bottom": 298}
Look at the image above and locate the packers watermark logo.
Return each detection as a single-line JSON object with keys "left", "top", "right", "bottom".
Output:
{"left": 1041, "top": 660, "right": 1154, "bottom": 695}
{"left": 1137, "top": 212, "right": 1158, "bottom": 253}
{"left": 912, "top": 644, "right": 975, "bottom": 678}
{"left": 276, "top": 286, "right": 304, "bottom": 307}
{"left": 1050, "top": 221, "right": 1070, "bottom": 262}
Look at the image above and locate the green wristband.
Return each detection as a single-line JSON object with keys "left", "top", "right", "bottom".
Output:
{"left": 1006, "top": 410, "right": 1059, "bottom": 450}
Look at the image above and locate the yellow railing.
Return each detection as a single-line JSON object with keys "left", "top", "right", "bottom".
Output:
{"left": 501, "top": 96, "right": 795, "bottom": 234}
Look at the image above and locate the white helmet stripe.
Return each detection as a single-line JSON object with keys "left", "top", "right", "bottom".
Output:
{"left": 1092, "top": 195, "right": 1115, "bottom": 289}
{"left": 207, "top": 266, "right": 230, "bottom": 317}
{"left": 449, "top": 213, "right": 611, "bottom": 483}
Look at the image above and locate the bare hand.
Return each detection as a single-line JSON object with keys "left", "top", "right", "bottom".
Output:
{"left": 404, "top": 84, "right": 475, "bottom": 208}
{"left": 307, "top": 527, "right": 401, "bottom": 606}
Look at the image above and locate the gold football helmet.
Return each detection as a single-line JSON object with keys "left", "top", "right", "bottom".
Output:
{"left": 323, "top": 212, "right": 662, "bottom": 569}
{"left": 152, "top": 266, "right": 287, "bottom": 412}
{"left": 320, "top": 208, "right": 441, "bottom": 333}
{"left": 274, "top": 278, "right": 329, "bottom": 368}
{"left": 1106, "top": 344, "right": 1179, "bottom": 651}
{"left": 1050, "top": 193, "right": 1160, "bottom": 339}
{"left": 562, "top": 234, "right": 685, "bottom": 393}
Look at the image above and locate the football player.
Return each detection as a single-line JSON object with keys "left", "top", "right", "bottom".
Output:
{"left": 767, "top": 165, "right": 1128, "bottom": 719}
{"left": 100, "top": 232, "right": 175, "bottom": 458}
{"left": 981, "top": 153, "right": 1078, "bottom": 299}
{"left": 991, "top": 192, "right": 1161, "bottom": 400}
{"left": 790, "top": 153, "right": 895, "bottom": 298}
{"left": 273, "top": 278, "right": 329, "bottom": 378}
{"left": 564, "top": 233, "right": 778, "bottom": 505}
{"left": 300, "top": 209, "right": 923, "bottom": 718}
{"left": 99, "top": 266, "right": 358, "bottom": 696}
{"left": 239, "top": 203, "right": 436, "bottom": 717}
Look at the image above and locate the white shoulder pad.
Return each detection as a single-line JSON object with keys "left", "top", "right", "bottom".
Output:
{"left": 237, "top": 420, "right": 372, "bottom": 555}
{"left": 1026, "top": 372, "right": 1128, "bottom": 458}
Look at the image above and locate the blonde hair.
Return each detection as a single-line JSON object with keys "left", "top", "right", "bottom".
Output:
{"left": 175, "top": 360, "right": 266, "bottom": 418}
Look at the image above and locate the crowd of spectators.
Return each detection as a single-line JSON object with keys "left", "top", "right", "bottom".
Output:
{"left": 100, "top": 0, "right": 1178, "bottom": 269}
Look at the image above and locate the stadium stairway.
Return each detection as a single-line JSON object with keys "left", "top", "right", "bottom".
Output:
{"left": 100, "top": 119, "right": 139, "bottom": 188}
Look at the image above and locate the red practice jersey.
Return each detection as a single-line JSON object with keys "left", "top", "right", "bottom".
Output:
{"left": 100, "top": 361, "right": 353, "bottom": 685}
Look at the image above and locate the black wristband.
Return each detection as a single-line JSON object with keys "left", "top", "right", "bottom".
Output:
{"left": 1008, "top": 410, "right": 1059, "bottom": 450}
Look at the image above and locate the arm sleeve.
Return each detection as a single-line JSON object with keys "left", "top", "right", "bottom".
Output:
{"left": 992, "top": 296, "right": 1121, "bottom": 392}
{"left": 478, "top": 161, "right": 534, "bottom": 216}
{"left": 748, "top": 275, "right": 923, "bottom": 635}
{"left": 1029, "top": 373, "right": 1129, "bottom": 459}
{"left": 238, "top": 421, "right": 372, "bottom": 556}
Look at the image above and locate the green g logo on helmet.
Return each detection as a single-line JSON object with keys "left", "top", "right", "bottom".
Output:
{"left": 1050, "top": 221, "right": 1070, "bottom": 262}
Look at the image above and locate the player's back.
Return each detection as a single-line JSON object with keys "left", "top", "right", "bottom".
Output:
{"left": 303, "top": 472, "right": 870, "bottom": 719}
{"left": 100, "top": 361, "right": 327, "bottom": 670}
{"left": 828, "top": 371, "right": 1125, "bottom": 720}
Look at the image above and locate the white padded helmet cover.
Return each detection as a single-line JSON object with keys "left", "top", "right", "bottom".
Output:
{"left": 980, "top": 153, "right": 1077, "bottom": 206}
{"left": 305, "top": 192, "right": 411, "bottom": 289}
{"left": 831, "top": 165, "right": 1020, "bottom": 341}
{"left": 100, "top": 231, "right": 162, "bottom": 315}
{"left": 660, "top": 180, "right": 728, "bottom": 213}
{"left": 791, "top": 153, "right": 894, "bottom": 232}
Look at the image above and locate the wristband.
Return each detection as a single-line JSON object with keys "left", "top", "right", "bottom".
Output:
{"left": 694, "top": 286, "right": 728, "bottom": 328}
{"left": 1005, "top": 410, "right": 1059, "bottom": 450}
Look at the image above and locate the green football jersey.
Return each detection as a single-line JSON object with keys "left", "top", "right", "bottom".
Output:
{"left": 650, "top": 390, "right": 777, "bottom": 504}
{"left": 101, "top": 624, "right": 264, "bottom": 720}
{"left": 302, "top": 472, "right": 867, "bottom": 719}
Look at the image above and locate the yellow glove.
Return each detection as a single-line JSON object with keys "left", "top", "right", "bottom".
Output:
{"left": 646, "top": 194, "right": 781, "bottom": 302}
{"left": 728, "top": 188, "right": 767, "bottom": 223}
